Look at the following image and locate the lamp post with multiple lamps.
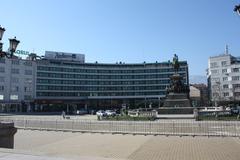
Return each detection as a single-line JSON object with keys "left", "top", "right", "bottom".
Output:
{"left": 0, "top": 26, "right": 20, "bottom": 59}
{"left": 0, "top": 25, "right": 20, "bottom": 112}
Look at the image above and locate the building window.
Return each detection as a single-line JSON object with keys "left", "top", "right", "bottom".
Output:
{"left": 0, "top": 95, "right": 3, "bottom": 100}
{"left": 232, "top": 68, "right": 239, "bottom": 72}
{"left": 24, "top": 86, "right": 32, "bottom": 92}
{"left": 223, "top": 92, "right": 229, "bottom": 97}
{"left": 210, "top": 62, "right": 218, "bottom": 68}
{"left": 212, "top": 92, "right": 219, "bottom": 97}
{"left": 11, "top": 86, "right": 19, "bottom": 92}
{"left": 12, "top": 60, "right": 20, "bottom": 65}
{"left": 25, "top": 78, "right": 32, "bottom": 84}
{"left": 10, "top": 95, "right": 18, "bottom": 100}
{"left": 24, "top": 95, "right": 32, "bottom": 100}
{"left": 235, "top": 92, "right": 240, "bottom": 97}
{"left": 11, "top": 77, "right": 19, "bottom": 83}
{"left": 0, "top": 86, "right": 4, "bottom": 91}
{"left": 223, "top": 77, "right": 228, "bottom": 81}
{"left": 233, "top": 84, "right": 240, "bottom": 89}
{"left": 223, "top": 84, "right": 229, "bottom": 89}
{"left": 222, "top": 69, "right": 227, "bottom": 73}
{"left": 221, "top": 61, "right": 227, "bottom": 66}
{"left": 0, "top": 59, "right": 5, "bottom": 63}
{"left": 211, "top": 69, "right": 219, "bottom": 75}
{"left": 11, "top": 68, "right": 19, "bottom": 74}
{"left": 24, "top": 61, "right": 32, "bottom": 66}
{"left": 0, "top": 67, "right": 5, "bottom": 73}
{"left": 212, "top": 84, "right": 220, "bottom": 90}
{"left": 25, "top": 70, "right": 32, "bottom": 75}
{"left": 211, "top": 78, "right": 220, "bottom": 82}
{"left": 0, "top": 77, "right": 4, "bottom": 82}
{"left": 232, "top": 76, "right": 240, "bottom": 81}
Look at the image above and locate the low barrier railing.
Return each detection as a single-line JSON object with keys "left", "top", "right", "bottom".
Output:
{"left": 0, "top": 117, "right": 239, "bottom": 137}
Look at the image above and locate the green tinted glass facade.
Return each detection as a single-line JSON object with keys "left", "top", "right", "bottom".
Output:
{"left": 36, "top": 60, "right": 188, "bottom": 108}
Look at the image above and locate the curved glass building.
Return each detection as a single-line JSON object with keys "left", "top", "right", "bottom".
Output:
{"left": 35, "top": 51, "right": 189, "bottom": 110}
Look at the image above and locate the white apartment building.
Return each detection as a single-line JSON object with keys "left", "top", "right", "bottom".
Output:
{"left": 208, "top": 53, "right": 240, "bottom": 105}
{"left": 0, "top": 57, "right": 36, "bottom": 112}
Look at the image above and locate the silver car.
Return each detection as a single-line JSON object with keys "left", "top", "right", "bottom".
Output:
{"left": 105, "top": 110, "right": 116, "bottom": 116}
{"left": 96, "top": 110, "right": 106, "bottom": 116}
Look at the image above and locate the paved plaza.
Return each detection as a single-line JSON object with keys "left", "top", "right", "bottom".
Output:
{"left": 1, "top": 130, "right": 240, "bottom": 160}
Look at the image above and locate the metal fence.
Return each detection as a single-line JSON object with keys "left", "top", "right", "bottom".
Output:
{"left": 0, "top": 117, "right": 240, "bottom": 137}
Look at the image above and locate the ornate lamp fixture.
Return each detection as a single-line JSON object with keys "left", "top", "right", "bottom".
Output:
{"left": 0, "top": 25, "right": 20, "bottom": 58}
{"left": 234, "top": 4, "right": 240, "bottom": 15}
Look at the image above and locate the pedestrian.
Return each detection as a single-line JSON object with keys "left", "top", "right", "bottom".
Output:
{"left": 62, "top": 111, "right": 66, "bottom": 119}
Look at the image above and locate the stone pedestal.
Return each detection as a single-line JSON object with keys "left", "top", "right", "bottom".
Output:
{"left": 157, "top": 107, "right": 194, "bottom": 114}
{"left": 0, "top": 122, "right": 17, "bottom": 149}
{"left": 162, "top": 72, "right": 193, "bottom": 114}
{"left": 163, "top": 93, "right": 192, "bottom": 107}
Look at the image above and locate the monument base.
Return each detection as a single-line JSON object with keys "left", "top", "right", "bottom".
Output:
{"left": 163, "top": 93, "right": 192, "bottom": 108}
{"left": 157, "top": 107, "right": 194, "bottom": 114}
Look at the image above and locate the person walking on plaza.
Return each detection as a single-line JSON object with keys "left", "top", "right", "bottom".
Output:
{"left": 62, "top": 111, "right": 66, "bottom": 119}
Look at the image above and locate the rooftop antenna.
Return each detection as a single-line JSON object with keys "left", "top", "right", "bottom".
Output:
{"left": 225, "top": 45, "right": 229, "bottom": 54}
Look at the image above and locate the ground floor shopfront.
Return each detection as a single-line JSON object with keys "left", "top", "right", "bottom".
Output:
{"left": 32, "top": 97, "right": 164, "bottom": 113}
{"left": 0, "top": 101, "right": 34, "bottom": 113}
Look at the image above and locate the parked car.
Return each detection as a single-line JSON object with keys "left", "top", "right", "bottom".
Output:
{"left": 225, "top": 107, "right": 231, "bottom": 111}
{"left": 231, "top": 106, "right": 240, "bottom": 114}
{"left": 96, "top": 110, "right": 106, "bottom": 117}
{"left": 76, "top": 109, "right": 88, "bottom": 115}
{"left": 105, "top": 110, "right": 116, "bottom": 116}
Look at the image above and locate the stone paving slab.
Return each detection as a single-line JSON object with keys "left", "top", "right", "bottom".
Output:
{"left": 0, "top": 148, "right": 124, "bottom": 160}
{"left": 0, "top": 153, "right": 65, "bottom": 160}
{"left": 0, "top": 148, "right": 63, "bottom": 160}
{"left": 14, "top": 130, "right": 150, "bottom": 159}
{"left": 128, "top": 136, "right": 240, "bottom": 160}
{"left": 0, "top": 152, "right": 120, "bottom": 160}
{"left": 13, "top": 130, "right": 240, "bottom": 160}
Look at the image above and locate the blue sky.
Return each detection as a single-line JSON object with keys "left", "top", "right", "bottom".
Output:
{"left": 0, "top": 0, "right": 240, "bottom": 76}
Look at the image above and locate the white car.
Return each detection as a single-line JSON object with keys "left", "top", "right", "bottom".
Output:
{"left": 225, "top": 107, "right": 231, "bottom": 111}
{"left": 105, "top": 110, "right": 116, "bottom": 116}
{"left": 96, "top": 110, "right": 106, "bottom": 117}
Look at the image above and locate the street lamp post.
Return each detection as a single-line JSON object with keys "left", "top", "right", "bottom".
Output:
{"left": 0, "top": 25, "right": 20, "bottom": 112}
{"left": 0, "top": 26, "right": 20, "bottom": 59}
{"left": 0, "top": 27, "right": 5, "bottom": 51}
